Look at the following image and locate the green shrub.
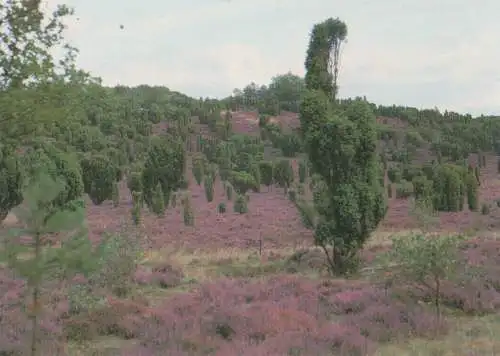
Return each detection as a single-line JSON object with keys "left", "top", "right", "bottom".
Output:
{"left": 229, "top": 171, "right": 257, "bottom": 195}
{"left": 192, "top": 155, "right": 204, "bottom": 185}
{"left": 131, "top": 191, "right": 142, "bottom": 225}
{"left": 150, "top": 183, "right": 166, "bottom": 216}
{"left": 474, "top": 166, "right": 480, "bottom": 186}
{"left": 432, "top": 164, "right": 466, "bottom": 212}
{"left": 179, "top": 176, "right": 189, "bottom": 190}
{"left": 226, "top": 184, "right": 233, "bottom": 200}
{"left": 171, "top": 193, "right": 177, "bottom": 208}
{"left": 395, "top": 180, "right": 413, "bottom": 198}
{"left": 203, "top": 174, "right": 215, "bottom": 202}
{"left": 387, "top": 166, "right": 402, "bottom": 183}
{"left": 249, "top": 163, "right": 261, "bottom": 192}
{"left": 80, "top": 154, "right": 116, "bottom": 205}
{"left": 465, "top": 173, "right": 478, "bottom": 211}
{"left": 412, "top": 175, "right": 433, "bottom": 202}
{"left": 182, "top": 193, "right": 194, "bottom": 226}
{"left": 217, "top": 202, "right": 226, "bottom": 214}
{"left": 295, "top": 199, "right": 315, "bottom": 229}
{"left": 142, "top": 135, "right": 185, "bottom": 209}
{"left": 274, "top": 159, "right": 294, "bottom": 193}
{"left": 402, "top": 165, "right": 424, "bottom": 182}
{"left": 233, "top": 194, "right": 248, "bottom": 214}
{"left": 377, "top": 233, "right": 465, "bottom": 321}
{"left": 258, "top": 161, "right": 273, "bottom": 189}
{"left": 298, "top": 160, "right": 307, "bottom": 183}
{"left": 127, "top": 171, "right": 142, "bottom": 193}
{"left": 111, "top": 181, "right": 119, "bottom": 207}
{"left": 0, "top": 145, "right": 23, "bottom": 221}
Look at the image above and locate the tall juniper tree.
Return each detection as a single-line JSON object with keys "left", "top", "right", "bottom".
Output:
{"left": 304, "top": 18, "right": 347, "bottom": 101}
{"left": 300, "top": 18, "right": 387, "bottom": 275}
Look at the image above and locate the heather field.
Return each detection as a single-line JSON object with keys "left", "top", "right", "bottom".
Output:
{"left": 78, "top": 151, "right": 500, "bottom": 355}
{"left": 3, "top": 5, "right": 500, "bottom": 355}
{"left": 3, "top": 145, "right": 500, "bottom": 355}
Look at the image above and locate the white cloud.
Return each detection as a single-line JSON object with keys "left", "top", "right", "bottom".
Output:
{"left": 459, "top": 81, "right": 500, "bottom": 112}
{"left": 36, "top": 0, "right": 500, "bottom": 114}
{"left": 203, "top": 44, "right": 284, "bottom": 87}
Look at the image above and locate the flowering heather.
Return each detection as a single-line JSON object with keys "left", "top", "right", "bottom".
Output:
{"left": 3, "top": 221, "right": 500, "bottom": 355}
{"left": 63, "top": 294, "right": 150, "bottom": 342}
{"left": 74, "top": 150, "right": 500, "bottom": 254}
{"left": 104, "top": 275, "right": 451, "bottom": 355}
{"left": 0, "top": 268, "right": 67, "bottom": 355}
{"left": 229, "top": 112, "right": 260, "bottom": 136}
{"left": 216, "top": 326, "right": 374, "bottom": 356}
{"left": 85, "top": 177, "right": 313, "bottom": 251}
{"left": 346, "top": 303, "right": 447, "bottom": 342}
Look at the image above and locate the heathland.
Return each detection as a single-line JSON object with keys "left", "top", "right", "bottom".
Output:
{"left": 1, "top": 4, "right": 500, "bottom": 356}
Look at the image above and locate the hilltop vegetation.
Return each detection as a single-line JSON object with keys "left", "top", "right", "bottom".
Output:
{"left": 2, "top": 1, "right": 500, "bottom": 355}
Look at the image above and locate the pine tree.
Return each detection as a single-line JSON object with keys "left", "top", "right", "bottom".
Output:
{"left": 2, "top": 171, "right": 102, "bottom": 355}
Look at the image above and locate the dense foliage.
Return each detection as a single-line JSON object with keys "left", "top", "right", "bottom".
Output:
{"left": 299, "top": 18, "right": 387, "bottom": 274}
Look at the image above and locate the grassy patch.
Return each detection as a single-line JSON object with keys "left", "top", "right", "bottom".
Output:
{"left": 376, "top": 314, "right": 500, "bottom": 355}
{"left": 213, "top": 257, "right": 288, "bottom": 278}
{"left": 134, "top": 246, "right": 327, "bottom": 304}
{"left": 136, "top": 278, "right": 198, "bottom": 306}
{"left": 137, "top": 231, "right": 429, "bottom": 284}
{"left": 141, "top": 246, "right": 302, "bottom": 280}
{"left": 67, "top": 336, "right": 139, "bottom": 355}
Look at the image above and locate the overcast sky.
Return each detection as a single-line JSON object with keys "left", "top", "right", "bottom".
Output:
{"left": 45, "top": 0, "right": 499, "bottom": 116}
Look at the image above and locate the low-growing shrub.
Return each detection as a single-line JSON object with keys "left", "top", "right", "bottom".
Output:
{"left": 481, "top": 203, "right": 490, "bottom": 215}
{"left": 295, "top": 199, "right": 316, "bottom": 229}
{"left": 226, "top": 184, "right": 233, "bottom": 201}
{"left": 121, "top": 275, "right": 453, "bottom": 354}
{"left": 179, "top": 176, "right": 189, "bottom": 190}
{"left": 387, "top": 166, "right": 402, "bottom": 183}
{"left": 217, "top": 202, "right": 226, "bottom": 214}
{"left": 134, "top": 263, "right": 184, "bottom": 289}
{"left": 377, "top": 233, "right": 465, "bottom": 321}
{"left": 234, "top": 194, "right": 248, "bottom": 214}
{"left": 344, "top": 302, "right": 447, "bottom": 342}
{"left": 395, "top": 180, "right": 413, "bottom": 198}
{"left": 64, "top": 296, "right": 149, "bottom": 342}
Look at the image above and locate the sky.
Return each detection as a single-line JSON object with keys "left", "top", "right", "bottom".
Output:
{"left": 44, "top": 0, "right": 500, "bottom": 116}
